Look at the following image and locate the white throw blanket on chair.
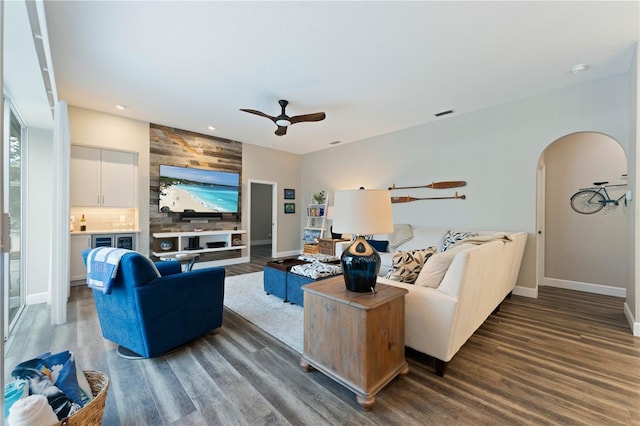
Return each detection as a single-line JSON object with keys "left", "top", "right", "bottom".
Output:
{"left": 87, "top": 247, "right": 131, "bottom": 294}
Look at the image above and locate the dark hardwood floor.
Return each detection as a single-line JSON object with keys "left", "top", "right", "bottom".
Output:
{"left": 5, "top": 245, "right": 640, "bottom": 425}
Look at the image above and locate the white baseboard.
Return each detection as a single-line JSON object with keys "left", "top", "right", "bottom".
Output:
{"left": 513, "top": 285, "right": 538, "bottom": 298}
{"left": 27, "top": 292, "right": 49, "bottom": 305}
{"left": 623, "top": 302, "right": 640, "bottom": 336}
{"left": 251, "top": 240, "right": 272, "bottom": 246}
{"left": 543, "top": 278, "right": 626, "bottom": 298}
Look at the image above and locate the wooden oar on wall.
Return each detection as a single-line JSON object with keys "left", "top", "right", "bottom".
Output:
{"left": 388, "top": 180, "right": 467, "bottom": 190}
{"left": 391, "top": 192, "right": 466, "bottom": 203}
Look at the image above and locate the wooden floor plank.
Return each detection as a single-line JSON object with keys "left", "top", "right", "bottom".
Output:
{"left": 4, "top": 248, "right": 639, "bottom": 425}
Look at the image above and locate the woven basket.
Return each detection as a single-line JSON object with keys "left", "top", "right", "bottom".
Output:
{"left": 57, "top": 370, "right": 109, "bottom": 426}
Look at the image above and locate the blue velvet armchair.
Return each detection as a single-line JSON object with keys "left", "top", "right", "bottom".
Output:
{"left": 82, "top": 249, "right": 225, "bottom": 358}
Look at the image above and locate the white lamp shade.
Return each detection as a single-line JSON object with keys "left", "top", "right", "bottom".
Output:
{"left": 332, "top": 189, "right": 393, "bottom": 235}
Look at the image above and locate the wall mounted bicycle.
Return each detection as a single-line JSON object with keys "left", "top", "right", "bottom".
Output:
{"left": 569, "top": 181, "right": 628, "bottom": 214}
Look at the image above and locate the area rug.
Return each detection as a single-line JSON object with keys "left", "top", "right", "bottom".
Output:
{"left": 224, "top": 271, "right": 303, "bottom": 353}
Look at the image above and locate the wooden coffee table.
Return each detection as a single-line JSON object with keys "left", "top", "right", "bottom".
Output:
{"left": 299, "top": 276, "right": 409, "bottom": 410}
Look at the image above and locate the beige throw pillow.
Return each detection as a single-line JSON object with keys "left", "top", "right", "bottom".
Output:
{"left": 385, "top": 247, "right": 437, "bottom": 284}
{"left": 415, "top": 244, "right": 473, "bottom": 288}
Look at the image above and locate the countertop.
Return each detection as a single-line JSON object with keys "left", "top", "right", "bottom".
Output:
{"left": 70, "top": 229, "right": 141, "bottom": 236}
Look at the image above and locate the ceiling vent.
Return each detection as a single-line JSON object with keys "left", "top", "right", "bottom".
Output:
{"left": 434, "top": 109, "right": 455, "bottom": 117}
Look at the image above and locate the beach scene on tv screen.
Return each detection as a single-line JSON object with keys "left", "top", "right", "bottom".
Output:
{"left": 159, "top": 165, "right": 239, "bottom": 213}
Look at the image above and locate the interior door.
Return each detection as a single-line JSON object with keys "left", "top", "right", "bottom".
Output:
{"left": 250, "top": 181, "right": 276, "bottom": 259}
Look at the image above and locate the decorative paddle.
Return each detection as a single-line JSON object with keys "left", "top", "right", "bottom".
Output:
{"left": 388, "top": 180, "right": 467, "bottom": 190}
{"left": 391, "top": 192, "right": 466, "bottom": 203}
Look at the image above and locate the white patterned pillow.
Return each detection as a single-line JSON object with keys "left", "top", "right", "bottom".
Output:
{"left": 384, "top": 247, "right": 437, "bottom": 284}
{"left": 441, "top": 230, "right": 479, "bottom": 252}
{"left": 291, "top": 261, "right": 342, "bottom": 280}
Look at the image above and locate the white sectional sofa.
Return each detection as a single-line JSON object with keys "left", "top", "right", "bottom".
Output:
{"left": 337, "top": 226, "right": 527, "bottom": 376}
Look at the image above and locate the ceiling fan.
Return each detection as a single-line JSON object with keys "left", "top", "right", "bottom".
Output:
{"left": 240, "top": 99, "right": 326, "bottom": 136}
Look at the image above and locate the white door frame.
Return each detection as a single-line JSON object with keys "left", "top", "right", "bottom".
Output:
{"left": 536, "top": 160, "right": 545, "bottom": 293}
{"left": 248, "top": 179, "right": 277, "bottom": 259}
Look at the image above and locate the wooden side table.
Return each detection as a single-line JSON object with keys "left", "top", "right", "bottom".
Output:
{"left": 158, "top": 252, "right": 200, "bottom": 271}
{"left": 300, "top": 276, "right": 409, "bottom": 410}
{"left": 317, "top": 238, "right": 347, "bottom": 256}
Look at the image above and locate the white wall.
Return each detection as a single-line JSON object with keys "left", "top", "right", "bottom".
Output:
{"left": 301, "top": 73, "right": 631, "bottom": 291}
{"left": 68, "top": 107, "right": 150, "bottom": 254}
{"left": 544, "top": 133, "right": 627, "bottom": 289}
{"left": 242, "top": 144, "right": 301, "bottom": 256}
{"left": 26, "top": 127, "right": 53, "bottom": 300}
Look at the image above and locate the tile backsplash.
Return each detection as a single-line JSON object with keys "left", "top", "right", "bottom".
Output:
{"left": 70, "top": 207, "right": 137, "bottom": 232}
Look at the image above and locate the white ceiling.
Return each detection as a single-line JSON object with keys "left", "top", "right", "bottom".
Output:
{"left": 39, "top": 1, "right": 639, "bottom": 155}
{"left": 4, "top": 0, "right": 52, "bottom": 129}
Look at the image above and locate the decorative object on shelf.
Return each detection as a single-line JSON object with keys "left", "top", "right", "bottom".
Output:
{"left": 284, "top": 188, "right": 295, "bottom": 199}
{"left": 388, "top": 180, "right": 467, "bottom": 190}
{"left": 312, "top": 190, "right": 326, "bottom": 204}
{"left": 303, "top": 191, "right": 330, "bottom": 249}
{"left": 159, "top": 240, "right": 173, "bottom": 251}
{"left": 284, "top": 203, "right": 295, "bottom": 214}
{"left": 391, "top": 192, "right": 466, "bottom": 203}
{"left": 333, "top": 188, "right": 393, "bottom": 293}
{"left": 303, "top": 228, "right": 322, "bottom": 243}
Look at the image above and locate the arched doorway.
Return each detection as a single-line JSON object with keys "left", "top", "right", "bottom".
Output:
{"left": 537, "top": 132, "right": 628, "bottom": 296}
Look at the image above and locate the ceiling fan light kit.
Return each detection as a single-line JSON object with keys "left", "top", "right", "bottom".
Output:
{"left": 240, "top": 99, "right": 326, "bottom": 136}
{"left": 275, "top": 118, "right": 291, "bottom": 127}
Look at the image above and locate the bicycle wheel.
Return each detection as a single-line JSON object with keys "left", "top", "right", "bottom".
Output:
{"left": 570, "top": 190, "right": 605, "bottom": 214}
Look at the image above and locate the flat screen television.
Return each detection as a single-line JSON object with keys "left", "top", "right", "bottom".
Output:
{"left": 159, "top": 165, "right": 240, "bottom": 214}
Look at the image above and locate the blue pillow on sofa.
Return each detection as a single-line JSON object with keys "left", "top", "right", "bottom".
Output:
{"left": 368, "top": 239, "right": 389, "bottom": 252}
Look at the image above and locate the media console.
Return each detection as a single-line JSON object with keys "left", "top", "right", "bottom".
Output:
{"left": 152, "top": 230, "right": 247, "bottom": 268}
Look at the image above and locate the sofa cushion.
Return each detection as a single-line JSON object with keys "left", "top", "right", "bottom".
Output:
{"left": 389, "top": 224, "right": 414, "bottom": 250}
{"left": 385, "top": 247, "right": 437, "bottom": 284}
{"left": 441, "top": 230, "right": 479, "bottom": 251}
{"left": 399, "top": 228, "right": 448, "bottom": 252}
{"left": 368, "top": 239, "right": 389, "bottom": 252}
{"left": 415, "top": 243, "right": 474, "bottom": 288}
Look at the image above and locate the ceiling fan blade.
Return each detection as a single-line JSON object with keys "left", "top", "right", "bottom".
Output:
{"left": 289, "top": 112, "right": 326, "bottom": 124}
{"left": 240, "top": 108, "right": 277, "bottom": 123}
{"left": 275, "top": 126, "right": 288, "bottom": 136}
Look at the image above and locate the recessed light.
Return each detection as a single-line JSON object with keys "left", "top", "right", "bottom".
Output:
{"left": 115, "top": 104, "right": 127, "bottom": 110}
{"left": 208, "top": 126, "right": 216, "bottom": 131}
{"left": 570, "top": 64, "right": 589, "bottom": 74}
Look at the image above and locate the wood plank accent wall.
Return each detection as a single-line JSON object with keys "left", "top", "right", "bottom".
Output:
{"left": 149, "top": 124, "right": 243, "bottom": 261}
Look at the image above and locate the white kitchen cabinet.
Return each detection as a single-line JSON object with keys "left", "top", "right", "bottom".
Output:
{"left": 70, "top": 145, "right": 136, "bottom": 207}
{"left": 70, "top": 234, "right": 91, "bottom": 282}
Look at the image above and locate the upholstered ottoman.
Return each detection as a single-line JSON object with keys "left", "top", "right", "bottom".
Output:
{"left": 263, "top": 258, "right": 310, "bottom": 302}
{"left": 287, "top": 261, "right": 343, "bottom": 306}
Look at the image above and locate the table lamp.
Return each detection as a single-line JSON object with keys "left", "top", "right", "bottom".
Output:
{"left": 324, "top": 205, "right": 334, "bottom": 239}
{"left": 332, "top": 188, "right": 393, "bottom": 292}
